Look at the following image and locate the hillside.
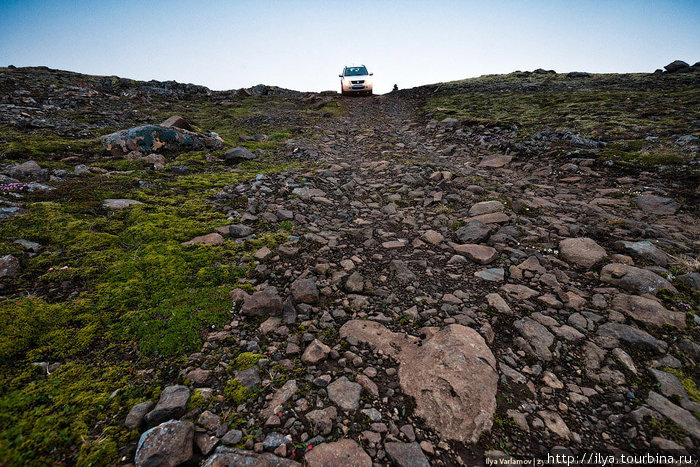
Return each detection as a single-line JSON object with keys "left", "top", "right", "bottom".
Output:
{"left": 1, "top": 65, "right": 699, "bottom": 466}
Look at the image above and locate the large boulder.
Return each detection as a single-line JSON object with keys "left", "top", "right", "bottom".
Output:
{"left": 339, "top": 320, "right": 498, "bottom": 443}
{"left": 664, "top": 60, "right": 690, "bottom": 73}
{"left": 135, "top": 420, "right": 194, "bottom": 467}
{"left": 101, "top": 124, "right": 223, "bottom": 156}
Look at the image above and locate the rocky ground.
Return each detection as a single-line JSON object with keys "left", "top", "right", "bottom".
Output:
{"left": 0, "top": 65, "right": 699, "bottom": 466}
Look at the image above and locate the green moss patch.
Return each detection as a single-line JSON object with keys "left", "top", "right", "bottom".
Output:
{"left": 224, "top": 379, "right": 255, "bottom": 405}
{"left": 0, "top": 362, "right": 157, "bottom": 466}
{"left": 423, "top": 72, "right": 699, "bottom": 167}
{"left": 0, "top": 155, "right": 293, "bottom": 464}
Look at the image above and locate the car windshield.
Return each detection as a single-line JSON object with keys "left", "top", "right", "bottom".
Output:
{"left": 344, "top": 67, "right": 368, "bottom": 76}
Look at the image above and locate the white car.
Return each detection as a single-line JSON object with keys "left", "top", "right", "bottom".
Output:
{"left": 339, "top": 65, "right": 373, "bottom": 96}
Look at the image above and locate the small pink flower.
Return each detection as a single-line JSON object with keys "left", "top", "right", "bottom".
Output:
{"left": 61, "top": 266, "right": 69, "bottom": 270}
{"left": 211, "top": 325, "right": 215, "bottom": 329}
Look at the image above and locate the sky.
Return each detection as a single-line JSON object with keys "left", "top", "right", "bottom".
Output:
{"left": 1, "top": 0, "right": 699, "bottom": 95}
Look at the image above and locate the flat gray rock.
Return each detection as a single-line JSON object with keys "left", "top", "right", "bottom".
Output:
{"left": 203, "top": 446, "right": 300, "bottom": 467}
{"left": 612, "top": 294, "right": 686, "bottom": 329}
{"left": 596, "top": 322, "right": 667, "bottom": 354}
{"left": 514, "top": 317, "right": 554, "bottom": 361}
{"left": 103, "top": 198, "right": 144, "bottom": 209}
{"left": 635, "top": 194, "right": 680, "bottom": 215}
{"left": 0, "top": 254, "right": 20, "bottom": 278}
{"left": 600, "top": 263, "right": 677, "bottom": 296}
{"left": 144, "top": 385, "right": 190, "bottom": 426}
{"left": 647, "top": 391, "right": 700, "bottom": 439}
{"left": 614, "top": 240, "right": 671, "bottom": 266}
{"left": 327, "top": 376, "right": 362, "bottom": 411}
{"left": 455, "top": 220, "right": 491, "bottom": 243}
{"left": 474, "top": 268, "right": 504, "bottom": 282}
{"left": 384, "top": 441, "right": 430, "bottom": 467}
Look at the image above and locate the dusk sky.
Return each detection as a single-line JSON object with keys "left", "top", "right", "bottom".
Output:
{"left": 1, "top": 0, "right": 699, "bottom": 94}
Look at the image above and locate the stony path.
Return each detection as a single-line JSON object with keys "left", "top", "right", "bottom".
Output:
{"left": 128, "top": 94, "right": 699, "bottom": 465}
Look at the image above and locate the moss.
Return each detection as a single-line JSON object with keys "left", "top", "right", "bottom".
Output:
{"left": 0, "top": 127, "right": 102, "bottom": 159}
{"left": 0, "top": 362, "right": 153, "bottom": 466}
{"left": 661, "top": 368, "right": 700, "bottom": 403}
{"left": 423, "top": 72, "right": 700, "bottom": 165}
{"left": 645, "top": 415, "right": 689, "bottom": 445}
{"left": 224, "top": 379, "right": 254, "bottom": 405}
{"left": 0, "top": 153, "right": 297, "bottom": 462}
{"left": 233, "top": 352, "right": 264, "bottom": 371}
{"left": 236, "top": 434, "right": 254, "bottom": 449}
{"left": 186, "top": 390, "right": 208, "bottom": 412}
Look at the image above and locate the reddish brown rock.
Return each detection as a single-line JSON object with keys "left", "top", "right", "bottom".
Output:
{"left": 161, "top": 115, "right": 193, "bottom": 131}
{"left": 304, "top": 439, "right": 372, "bottom": 467}
{"left": 301, "top": 339, "right": 331, "bottom": 364}
{"left": 305, "top": 406, "right": 337, "bottom": 436}
{"left": 612, "top": 294, "right": 686, "bottom": 329}
{"left": 241, "top": 287, "right": 283, "bottom": 316}
{"left": 477, "top": 155, "right": 512, "bottom": 168}
{"left": 181, "top": 233, "right": 224, "bottom": 246}
{"left": 339, "top": 320, "right": 498, "bottom": 443}
{"left": 186, "top": 368, "right": 211, "bottom": 386}
{"left": 559, "top": 237, "right": 606, "bottom": 268}
{"left": 290, "top": 277, "right": 319, "bottom": 304}
{"left": 448, "top": 242, "right": 498, "bottom": 264}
